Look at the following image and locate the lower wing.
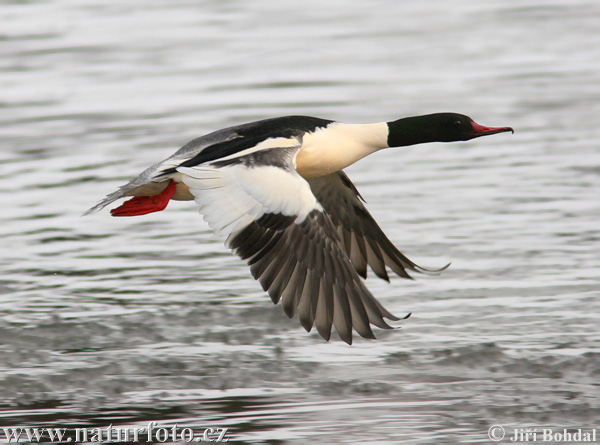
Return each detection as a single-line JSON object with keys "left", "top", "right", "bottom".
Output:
{"left": 178, "top": 155, "right": 403, "bottom": 344}
{"left": 308, "top": 171, "right": 449, "bottom": 281}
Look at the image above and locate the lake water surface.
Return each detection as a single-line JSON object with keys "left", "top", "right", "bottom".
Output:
{"left": 1, "top": 0, "right": 599, "bottom": 443}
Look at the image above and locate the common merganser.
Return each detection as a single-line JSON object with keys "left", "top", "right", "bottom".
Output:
{"left": 86, "top": 113, "right": 513, "bottom": 344}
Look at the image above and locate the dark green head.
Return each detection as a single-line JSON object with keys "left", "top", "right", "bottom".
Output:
{"left": 387, "top": 113, "right": 513, "bottom": 147}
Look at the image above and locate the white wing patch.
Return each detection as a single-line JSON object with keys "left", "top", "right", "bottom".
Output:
{"left": 213, "top": 136, "right": 300, "bottom": 164}
{"left": 178, "top": 164, "right": 320, "bottom": 237}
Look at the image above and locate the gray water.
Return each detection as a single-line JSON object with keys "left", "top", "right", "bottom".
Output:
{"left": 1, "top": 0, "right": 599, "bottom": 443}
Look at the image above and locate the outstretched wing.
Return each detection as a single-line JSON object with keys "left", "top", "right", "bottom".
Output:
{"left": 178, "top": 146, "right": 402, "bottom": 344}
{"left": 308, "top": 171, "right": 448, "bottom": 281}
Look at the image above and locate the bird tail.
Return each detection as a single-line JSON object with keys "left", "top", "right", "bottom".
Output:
{"left": 83, "top": 187, "right": 130, "bottom": 216}
{"left": 83, "top": 161, "right": 169, "bottom": 216}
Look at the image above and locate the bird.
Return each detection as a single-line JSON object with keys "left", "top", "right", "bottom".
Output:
{"left": 86, "top": 113, "right": 513, "bottom": 344}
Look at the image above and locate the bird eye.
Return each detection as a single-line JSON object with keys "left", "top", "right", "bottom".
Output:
{"left": 453, "top": 120, "right": 462, "bottom": 127}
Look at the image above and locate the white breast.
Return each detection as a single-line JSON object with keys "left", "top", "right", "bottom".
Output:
{"left": 295, "top": 122, "right": 388, "bottom": 178}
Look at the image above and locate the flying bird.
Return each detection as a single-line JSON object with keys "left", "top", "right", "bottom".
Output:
{"left": 86, "top": 113, "right": 513, "bottom": 344}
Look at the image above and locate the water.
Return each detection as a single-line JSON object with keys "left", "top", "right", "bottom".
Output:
{"left": 1, "top": 0, "right": 599, "bottom": 443}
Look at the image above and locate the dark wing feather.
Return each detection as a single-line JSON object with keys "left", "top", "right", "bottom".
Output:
{"left": 227, "top": 210, "right": 400, "bottom": 344}
{"left": 308, "top": 171, "right": 448, "bottom": 281}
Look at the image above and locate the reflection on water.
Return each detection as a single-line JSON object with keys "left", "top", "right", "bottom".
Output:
{"left": 1, "top": 0, "right": 599, "bottom": 442}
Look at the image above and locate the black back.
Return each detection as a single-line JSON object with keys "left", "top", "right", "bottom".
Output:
{"left": 170, "top": 116, "right": 334, "bottom": 171}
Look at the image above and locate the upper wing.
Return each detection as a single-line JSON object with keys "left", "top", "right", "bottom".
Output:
{"left": 308, "top": 171, "right": 448, "bottom": 281}
{"left": 85, "top": 116, "right": 334, "bottom": 215}
{"left": 178, "top": 147, "right": 402, "bottom": 344}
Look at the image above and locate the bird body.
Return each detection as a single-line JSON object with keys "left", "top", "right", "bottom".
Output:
{"left": 86, "top": 113, "right": 513, "bottom": 344}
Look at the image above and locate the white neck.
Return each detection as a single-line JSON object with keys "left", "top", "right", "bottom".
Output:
{"left": 295, "top": 122, "right": 389, "bottom": 178}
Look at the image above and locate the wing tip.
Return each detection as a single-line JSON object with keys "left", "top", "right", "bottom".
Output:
{"left": 414, "top": 262, "right": 451, "bottom": 275}
{"left": 316, "top": 326, "right": 332, "bottom": 342}
{"left": 339, "top": 332, "right": 353, "bottom": 345}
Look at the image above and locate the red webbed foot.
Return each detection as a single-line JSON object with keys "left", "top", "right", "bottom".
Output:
{"left": 111, "top": 180, "right": 177, "bottom": 217}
